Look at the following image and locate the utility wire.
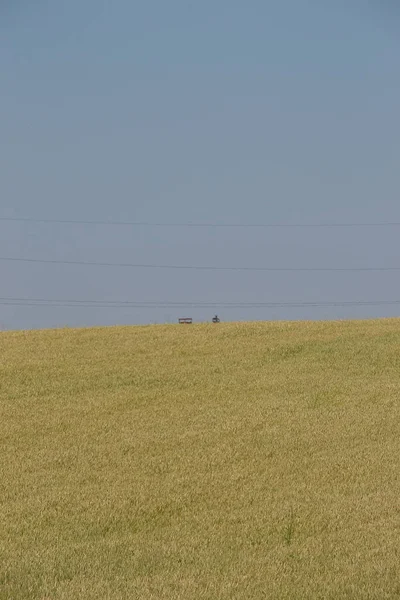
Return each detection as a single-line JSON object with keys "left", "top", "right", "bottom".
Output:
{"left": 0, "top": 256, "right": 399, "bottom": 272}
{"left": 1, "top": 297, "right": 400, "bottom": 309}
{"left": 2, "top": 217, "right": 400, "bottom": 228}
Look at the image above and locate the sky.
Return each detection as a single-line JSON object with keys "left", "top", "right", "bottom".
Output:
{"left": 1, "top": 1, "right": 400, "bottom": 329}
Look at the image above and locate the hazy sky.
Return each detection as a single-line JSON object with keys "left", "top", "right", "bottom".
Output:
{"left": 1, "top": 1, "right": 400, "bottom": 329}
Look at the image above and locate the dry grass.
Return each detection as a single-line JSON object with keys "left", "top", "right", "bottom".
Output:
{"left": 1, "top": 319, "right": 400, "bottom": 599}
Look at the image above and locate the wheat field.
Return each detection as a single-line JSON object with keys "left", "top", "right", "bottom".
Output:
{"left": 1, "top": 319, "right": 400, "bottom": 599}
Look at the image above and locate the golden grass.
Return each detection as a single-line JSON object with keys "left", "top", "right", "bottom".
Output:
{"left": 1, "top": 319, "right": 400, "bottom": 599}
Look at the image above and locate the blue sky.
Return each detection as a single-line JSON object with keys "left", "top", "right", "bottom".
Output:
{"left": 1, "top": 1, "right": 400, "bottom": 329}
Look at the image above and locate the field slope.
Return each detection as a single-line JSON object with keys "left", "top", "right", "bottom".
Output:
{"left": 1, "top": 320, "right": 400, "bottom": 599}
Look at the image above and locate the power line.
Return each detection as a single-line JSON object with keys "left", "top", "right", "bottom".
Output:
{"left": 2, "top": 216, "right": 400, "bottom": 228}
{"left": 1, "top": 296, "right": 400, "bottom": 309}
{"left": 0, "top": 256, "right": 399, "bottom": 272}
